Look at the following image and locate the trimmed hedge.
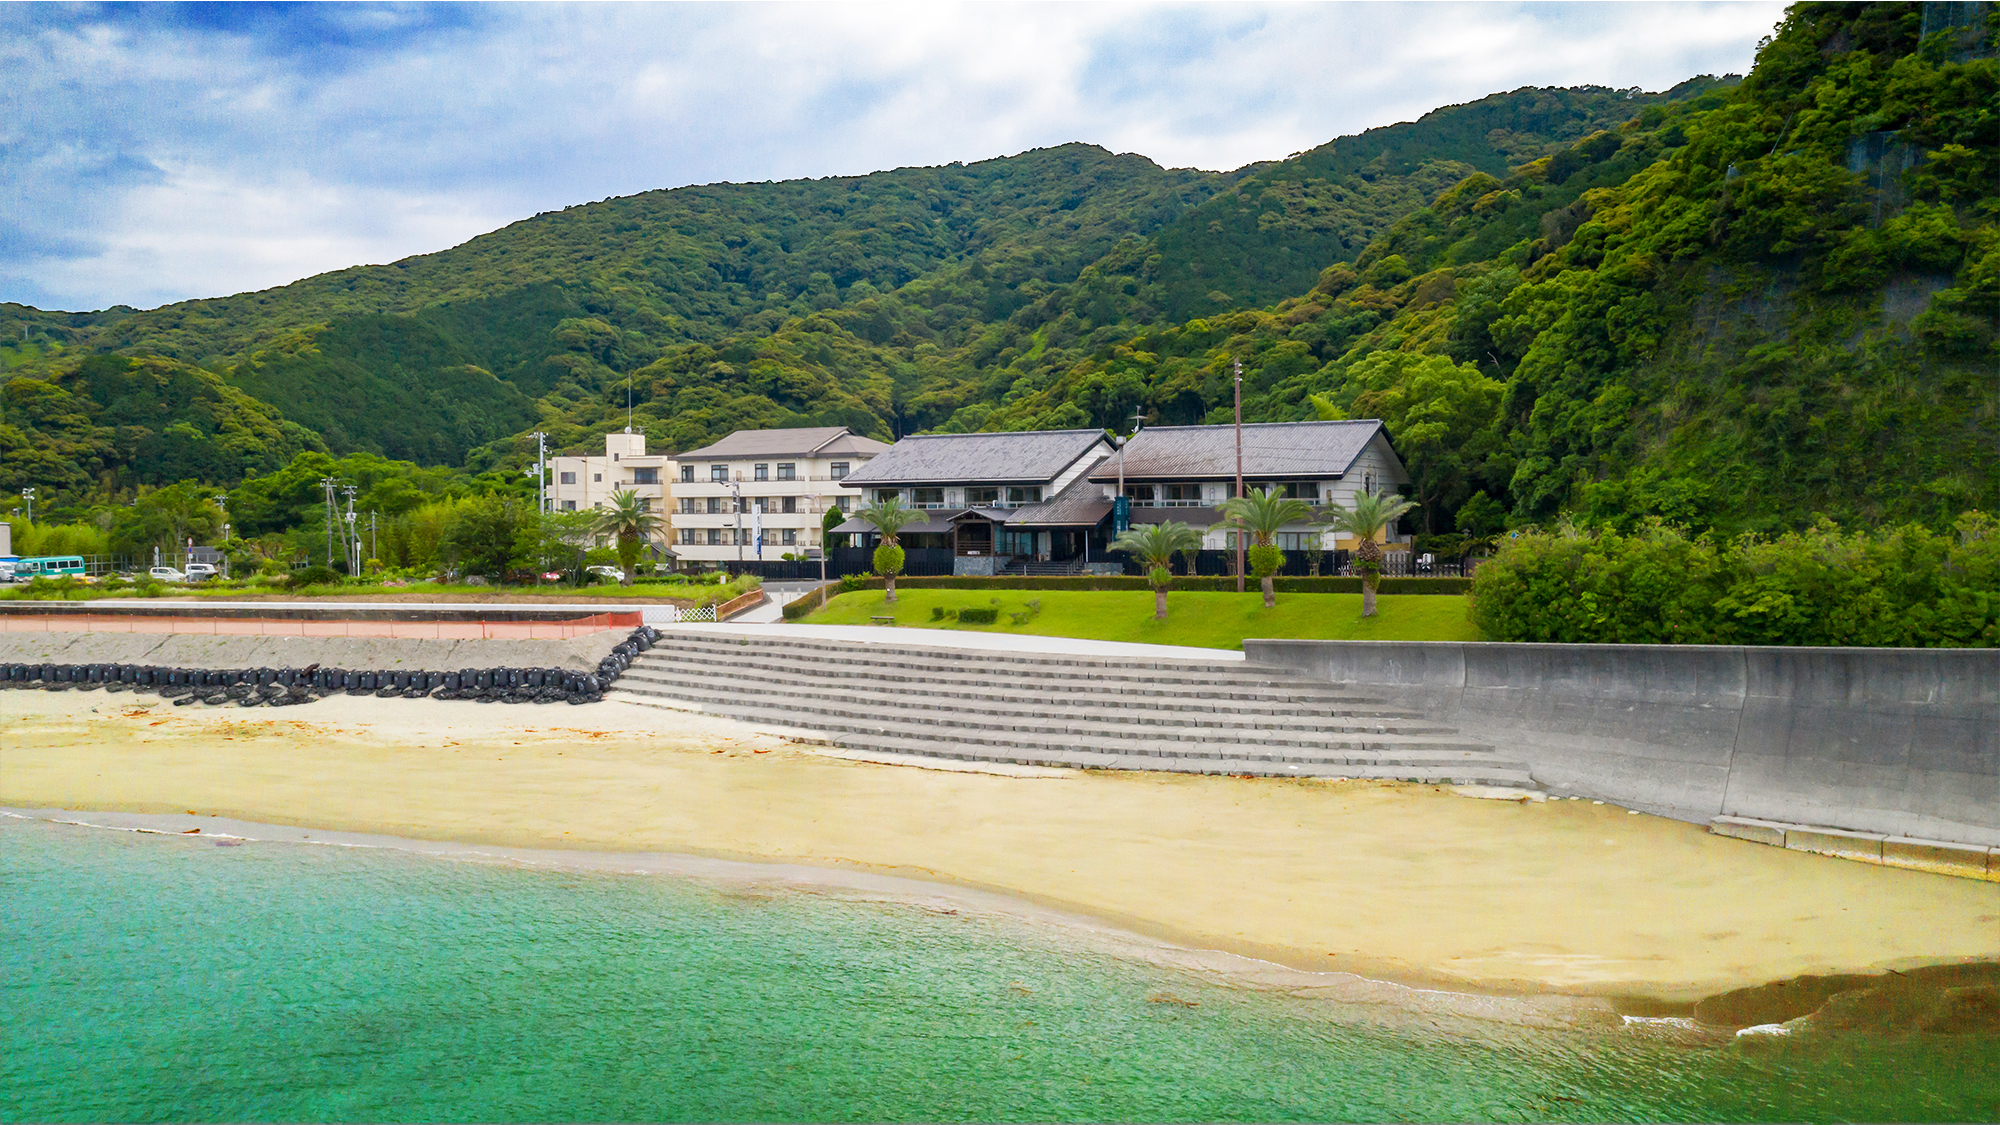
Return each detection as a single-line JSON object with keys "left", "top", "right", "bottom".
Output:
{"left": 828, "top": 575, "right": 1472, "bottom": 595}
{"left": 780, "top": 583, "right": 837, "bottom": 621}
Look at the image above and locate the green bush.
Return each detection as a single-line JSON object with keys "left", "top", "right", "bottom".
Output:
{"left": 287, "top": 565, "right": 343, "bottom": 589}
{"left": 956, "top": 605, "right": 999, "bottom": 624}
{"left": 838, "top": 573, "right": 869, "bottom": 593}
{"left": 1469, "top": 515, "right": 2000, "bottom": 647}
{"left": 873, "top": 543, "right": 906, "bottom": 577}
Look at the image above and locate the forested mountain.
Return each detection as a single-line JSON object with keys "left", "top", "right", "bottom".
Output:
{"left": 3, "top": 1, "right": 1994, "bottom": 544}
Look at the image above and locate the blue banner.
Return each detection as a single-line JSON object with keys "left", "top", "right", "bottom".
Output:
{"left": 1112, "top": 495, "right": 1130, "bottom": 533}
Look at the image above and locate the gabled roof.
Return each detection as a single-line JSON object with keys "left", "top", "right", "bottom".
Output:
{"left": 1001, "top": 478, "right": 1115, "bottom": 528}
{"left": 841, "top": 428, "right": 1111, "bottom": 487}
{"left": 1088, "top": 420, "right": 1392, "bottom": 482}
{"left": 674, "top": 426, "right": 890, "bottom": 461}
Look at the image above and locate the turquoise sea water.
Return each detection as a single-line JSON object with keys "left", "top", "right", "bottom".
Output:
{"left": 4, "top": 817, "right": 1998, "bottom": 1123}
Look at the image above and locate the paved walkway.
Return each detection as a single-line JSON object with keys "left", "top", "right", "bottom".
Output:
{"left": 664, "top": 621, "right": 1247, "bottom": 662}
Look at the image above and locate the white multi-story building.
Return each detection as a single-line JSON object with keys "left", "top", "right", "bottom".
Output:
{"left": 544, "top": 430, "right": 673, "bottom": 519}
{"left": 668, "top": 426, "right": 891, "bottom": 567}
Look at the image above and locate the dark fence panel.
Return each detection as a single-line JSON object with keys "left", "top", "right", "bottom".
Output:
{"left": 825, "top": 546, "right": 955, "bottom": 578}
{"left": 1100, "top": 548, "right": 1469, "bottom": 579}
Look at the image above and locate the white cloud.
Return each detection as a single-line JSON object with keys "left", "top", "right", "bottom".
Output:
{"left": 0, "top": 1, "right": 1786, "bottom": 311}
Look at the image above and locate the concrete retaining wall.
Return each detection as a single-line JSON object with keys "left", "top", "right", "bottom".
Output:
{"left": 1243, "top": 640, "right": 2000, "bottom": 847}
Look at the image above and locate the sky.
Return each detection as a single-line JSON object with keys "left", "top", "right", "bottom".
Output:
{"left": 1, "top": 1, "right": 1787, "bottom": 313}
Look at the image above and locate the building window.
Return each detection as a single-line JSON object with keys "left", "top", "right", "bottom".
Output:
{"left": 1123, "top": 484, "right": 1155, "bottom": 505}
{"left": 1006, "top": 486, "right": 1042, "bottom": 505}
{"left": 736, "top": 496, "right": 750, "bottom": 514}
{"left": 707, "top": 529, "right": 722, "bottom": 546}
{"left": 559, "top": 471, "right": 576, "bottom": 485}
{"left": 1162, "top": 483, "right": 1202, "bottom": 506}
{"left": 637, "top": 498, "right": 651, "bottom": 511}
{"left": 632, "top": 468, "right": 659, "bottom": 485}
{"left": 706, "top": 497, "right": 723, "bottom": 514}
{"left": 966, "top": 486, "right": 999, "bottom": 505}
{"left": 831, "top": 462, "right": 849, "bottom": 480}
{"left": 754, "top": 497, "right": 768, "bottom": 514}
{"left": 911, "top": 487, "right": 944, "bottom": 508}
{"left": 781, "top": 529, "right": 797, "bottom": 546}
{"left": 562, "top": 500, "right": 577, "bottom": 511}
{"left": 1276, "top": 532, "right": 1320, "bottom": 552}
{"left": 680, "top": 465, "right": 694, "bottom": 483}
{"left": 781, "top": 496, "right": 797, "bottom": 514}
{"left": 710, "top": 465, "right": 728, "bottom": 482}
{"left": 777, "top": 463, "right": 795, "bottom": 481}
{"left": 593, "top": 473, "right": 602, "bottom": 483}
{"left": 834, "top": 495, "right": 851, "bottom": 512}
{"left": 753, "top": 463, "right": 769, "bottom": 481}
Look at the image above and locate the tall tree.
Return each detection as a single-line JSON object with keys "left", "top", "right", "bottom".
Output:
{"left": 1321, "top": 490, "right": 1418, "bottom": 617}
{"left": 854, "top": 496, "right": 924, "bottom": 603}
{"left": 1216, "top": 486, "right": 1316, "bottom": 609}
{"left": 591, "top": 489, "right": 665, "bottom": 585}
{"left": 1110, "top": 521, "right": 1205, "bottom": 621}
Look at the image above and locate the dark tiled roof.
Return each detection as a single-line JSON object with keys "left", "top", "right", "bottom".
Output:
{"left": 1088, "top": 420, "right": 1388, "bottom": 481}
{"left": 674, "top": 426, "right": 890, "bottom": 460}
{"left": 1002, "top": 479, "right": 1115, "bottom": 528}
{"left": 840, "top": 429, "right": 1110, "bottom": 486}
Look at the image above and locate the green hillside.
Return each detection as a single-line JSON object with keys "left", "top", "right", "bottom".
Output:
{"left": 1, "top": 0, "right": 1993, "bottom": 548}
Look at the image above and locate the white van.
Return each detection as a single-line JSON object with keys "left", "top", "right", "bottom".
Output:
{"left": 185, "top": 562, "right": 218, "bottom": 582}
{"left": 149, "top": 566, "right": 187, "bottom": 583}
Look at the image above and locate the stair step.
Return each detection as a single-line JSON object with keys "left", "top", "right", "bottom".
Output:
{"left": 621, "top": 629, "right": 1538, "bottom": 790}
{"left": 631, "top": 646, "right": 1392, "bottom": 705}
{"left": 618, "top": 663, "right": 1423, "bottom": 720}
{"left": 616, "top": 672, "right": 1448, "bottom": 734}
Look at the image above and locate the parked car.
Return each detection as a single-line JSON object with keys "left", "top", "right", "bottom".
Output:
{"left": 148, "top": 566, "right": 187, "bottom": 583}
{"left": 184, "top": 562, "right": 218, "bottom": 582}
{"left": 585, "top": 565, "right": 625, "bottom": 583}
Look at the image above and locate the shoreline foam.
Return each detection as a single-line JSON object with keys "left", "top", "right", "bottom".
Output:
{"left": 5, "top": 689, "right": 1996, "bottom": 1005}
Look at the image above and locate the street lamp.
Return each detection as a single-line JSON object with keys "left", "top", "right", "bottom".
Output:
{"left": 730, "top": 479, "right": 743, "bottom": 566}
{"left": 20, "top": 487, "right": 33, "bottom": 524}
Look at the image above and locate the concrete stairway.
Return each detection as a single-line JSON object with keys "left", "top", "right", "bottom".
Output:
{"left": 615, "top": 630, "right": 1538, "bottom": 788}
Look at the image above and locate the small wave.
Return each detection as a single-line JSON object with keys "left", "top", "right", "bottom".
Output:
{"left": 1736, "top": 1023, "right": 1793, "bottom": 1037}
{"left": 1621, "top": 1015, "right": 1698, "bottom": 1030}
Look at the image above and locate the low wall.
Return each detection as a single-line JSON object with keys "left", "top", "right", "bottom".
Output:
{"left": 1243, "top": 640, "right": 2000, "bottom": 848}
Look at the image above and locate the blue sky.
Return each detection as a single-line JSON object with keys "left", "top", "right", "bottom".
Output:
{"left": 1, "top": 1, "right": 1786, "bottom": 312}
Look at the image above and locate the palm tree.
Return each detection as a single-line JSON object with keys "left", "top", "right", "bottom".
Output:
{"left": 1216, "top": 486, "right": 1316, "bottom": 609}
{"left": 855, "top": 495, "right": 925, "bottom": 603}
{"left": 1110, "top": 521, "right": 1204, "bottom": 621}
{"left": 591, "top": 489, "right": 664, "bottom": 585}
{"left": 1320, "top": 490, "right": 1418, "bottom": 617}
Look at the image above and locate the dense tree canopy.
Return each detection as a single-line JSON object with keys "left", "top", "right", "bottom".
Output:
{"left": 2, "top": 2, "right": 1992, "bottom": 551}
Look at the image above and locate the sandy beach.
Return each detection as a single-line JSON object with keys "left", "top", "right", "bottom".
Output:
{"left": 4, "top": 689, "right": 1994, "bottom": 1004}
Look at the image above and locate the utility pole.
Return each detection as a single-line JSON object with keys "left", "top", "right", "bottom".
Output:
{"left": 319, "top": 477, "right": 338, "bottom": 567}
{"left": 341, "top": 484, "right": 359, "bottom": 576}
{"left": 1233, "top": 358, "right": 1245, "bottom": 593}
{"left": 530, "top": 431, "right": 549, "bottom": 516}
{"left": 369, "top": 511, "right": 377, "bottom": 564}
{"left": 212, "top": 494, "right": 229, "bottom": 578}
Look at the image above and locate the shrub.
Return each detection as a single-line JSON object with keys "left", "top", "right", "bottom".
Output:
{"left": 288, "top": 565, "right": 343, "bottom": 589}
{"left": 839, "top": 573, "right": 869, "bottom": 593}
{"left": 872, "top": 543, "right": 906, "bottom": 577}
{"left": 956, "top": 605, "right": 999, "bottom": 624}
{"left": 1469, "top": 515, "right": 2000, "bottom": 647}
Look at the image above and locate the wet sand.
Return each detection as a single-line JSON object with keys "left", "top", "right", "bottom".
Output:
{"left": 3, "top": 690, "right": 1994, "bottom": 1003}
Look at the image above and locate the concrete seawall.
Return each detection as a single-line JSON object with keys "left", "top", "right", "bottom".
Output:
{"left": 1243, "top": 641, "right": 2000, "bottom": 848}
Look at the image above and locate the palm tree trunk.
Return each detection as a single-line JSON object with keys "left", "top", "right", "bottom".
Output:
{"left": 1356, "top": 537, "right": 1383, "bottom": 617}
{"left": 884, "top": 572, "right": 897, "bottom": 604}
{"left": 1261, "top": 574, "right": 1275, "bottom": 609}
{"left": 1154, "top": 585, "right": 1168, "bottom": 621}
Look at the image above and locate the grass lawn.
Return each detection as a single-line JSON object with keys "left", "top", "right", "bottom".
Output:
{"left": 799, "top": 588, "right": 1481, "bottom": 649}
